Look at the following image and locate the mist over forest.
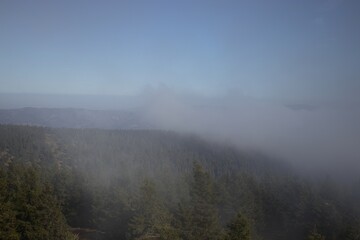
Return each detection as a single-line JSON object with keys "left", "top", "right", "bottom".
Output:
{"left": 1, "top": 0, "right": 360, "bottom": 239}
{"left": 1, "top": 89, "right": 360, "bottom": 180}
{"left": 1, "top": 90, "right": 360, "bottom": 239}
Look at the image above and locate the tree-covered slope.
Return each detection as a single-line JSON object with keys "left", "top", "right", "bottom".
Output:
{"left": 0, "top": 125, "right": 359, "bottom": 240}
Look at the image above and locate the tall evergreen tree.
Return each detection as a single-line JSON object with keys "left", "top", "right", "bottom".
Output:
{"left": 5, "top": 164, "right": 78, "bottom": 240}
{"left": 0, "top": 168, "right": 19, "bottom": 240}
{"left": 129, "top": 179, "right": 179, "bottom": 240}
{"left": 184, "top": 162, "right": 221, "bottom": 240}
{"left": 0, "top": 202, "right": 19, "bottom": 240}
{"left": 225, "top": 212, "right": 250, "bottom": 240}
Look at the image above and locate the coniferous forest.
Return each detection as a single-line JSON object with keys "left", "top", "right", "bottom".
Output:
{"left": 0, "top": 124, "right": 359, "bottom": 240}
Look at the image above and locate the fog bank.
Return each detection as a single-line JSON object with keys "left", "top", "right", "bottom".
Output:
{"left": 141, "top": 87, "right": 360, "bottom": 178}
{"left": 1, "top": 89, "right": 359, "bottom": 178}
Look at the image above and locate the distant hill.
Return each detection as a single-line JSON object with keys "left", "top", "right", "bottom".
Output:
{"left": 0, "top": 107, "right": 152, "bottom": 129}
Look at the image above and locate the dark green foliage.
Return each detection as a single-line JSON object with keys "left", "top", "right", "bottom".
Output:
{"left": 0, "top": 125, "right": 359, "bottom": 240}
{"left": 225, "top": 212, "right": 250, "bottom": 240}
{"left": 0, "top": 168, "right": 19, "bottom": 240}
{"left": 307, "top": 226, "right": 326, "bottom": 240}
{"left": 129, "top": 179, "right": 180, "bottom": 240}
{"left": 0, "top": 202, "right": 19, "bottom": 240}
{"left": 178, "top": 162, "right": 222, "bottom": 240}
{"left": 0, "top": 164, "right": 77, "bottom": 240}
{"left": 91, "top": 185, "right": 132, "bottom": 240}
{"left": 339, "top": 223, "right": 360, "bottom": 240}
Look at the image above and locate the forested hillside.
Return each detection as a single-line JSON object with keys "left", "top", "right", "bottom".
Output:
{"left": 0, "top": 125, "right": 359, "bottom": 240}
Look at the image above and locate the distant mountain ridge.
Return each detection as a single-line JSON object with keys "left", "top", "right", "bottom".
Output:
{"left": 0, "top": 107, "right": 151, "bottom": 129}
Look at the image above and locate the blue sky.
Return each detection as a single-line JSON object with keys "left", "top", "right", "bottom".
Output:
{"left": 1, "top": 0, "right": 359, "bottom": 101}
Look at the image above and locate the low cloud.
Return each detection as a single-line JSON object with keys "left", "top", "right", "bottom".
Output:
{"left": 1, "top": 88, "right": 359, "bottom": 179}
{"left": 140, "top": 87, "right": 360, "bottom": 178}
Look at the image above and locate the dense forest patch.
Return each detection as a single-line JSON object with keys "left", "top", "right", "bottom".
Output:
{"left": 0, "top": 125, "right": 359, "bottom": 240}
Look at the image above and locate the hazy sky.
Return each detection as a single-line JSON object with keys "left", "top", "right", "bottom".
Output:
{"left": 1, "top": 0, "right": 359, "bottom": 101}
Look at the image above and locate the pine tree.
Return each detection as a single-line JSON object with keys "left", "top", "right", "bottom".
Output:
{"left": 0, "top": 202, "right": 19, "bottom": 240}
{"left": 129, "top": 179, "right": 179, "bottom": 240}
{"left": 225, "top": 212, "right": 250, "bottom": 240}
{"left": 186, "top": 162, "right": 221, "bottom": 240}
{"left": 175, "top": 202, "right": 193, "bottom": 240}
{"left": 0, "top": 168, "right": 19, "bottom": 240}
{"left": 6, "top": 164, "right": 78, "bottom": 240}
